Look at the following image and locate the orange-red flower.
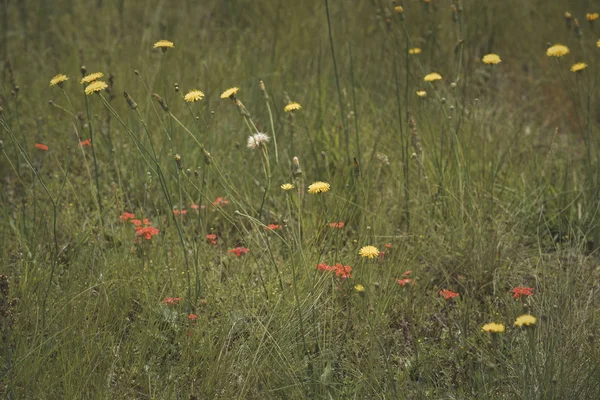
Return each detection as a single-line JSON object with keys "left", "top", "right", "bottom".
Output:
{"left": 79, "top": 139, "right": 91, "bottom": 147}
{"left": 162, "top": 297, "right": 181, "bottom": 306}
{"left": 403, "top": 270, "right": 412, "bottom": 276}
{"left": 173, "top": 209, "right": 188, "bottom": 215}
{"left": 190, "top": 204, "right": 199, "bottom": 210}
{"left": 329, "top": 222, "right": 345, "bottom": 228}
{"left": 119, "top": 212, "right": 135, "bottom": 221}
{"left": 130, "top": 219, "right": 142, "bottom": 227}
{"left": 228, "top": 247, "right": 249, "bottom": 257}
{"left": 188, "top": 314, "right": 198, "bottom": 324}
{"left": 35, "top": 143, "right": 48, "bottom": 151}
{"left": 135, "top": 226, "right": 159, "bottom": 240}
{"left": 440, "top": 289, "right": 459, "bottom": 300}
{"left": 510, "top": 286, "right": 534, "bottom": 299}
{"left": 317, "top": 263, "right": 334, "bottom": 271}
{"left": 397, "top": 278, "right": 413, "bottom": 286}
{"left": 384, "top": 243, "right": 392, "bottom": 249}
{"left": 265, "top": 224, "right": 282, "bottom": 230}
{"left": 334, "top": 264, "right": 352, "bottom": 279}
{"left": 212, "top": 197, "right": 229, "bottom": 206}
{"left": 206, "top": 233, "right": 217, "bottom": 245}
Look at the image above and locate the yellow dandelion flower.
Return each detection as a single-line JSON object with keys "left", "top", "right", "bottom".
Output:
{"left": 416, "top": 90, "right": 427, "bottom": 97}
{"left": 424, "top": 72, "right": 442, "bottom": 82}
{"left": 281, "top": 183, "right": 294, "bottom": 191}
{"left": 482, "top": 54, "right": 501, "bottom": 65}
{"left": 546, "top": 44, "right": 570, "bottom": 57}
{"left": 153, "top": 40, "right": 174, "bottom": 49}
{"left": 184, "top": 90, "right": 205, "bottom": 103}
{"left": 284, "top": 102, "right": 302, "bottom": 112}
{"left": 394, "top": 6, "right": 403, "bottom": 14}
{"left": 84, "top": 80, "right": 108, "bottom": 95}
{"left": 587, "top": 13, "right": 599, "bottom": 21}
{"left": 354, "top": 284, "right": 365, "bottom": 293}
{"left": 359, "top": 245, "right": 380, "bottom": 259}
{"left": 409, "top": 48, "right": 422, "bottom": 55}
{"left": 482, "top": 323, "right": 505, "bottom": 333}
{"left": 514, "top": 314, "right": 537, "bottom": 327}
{"left": 597, "top": 39, "right": 600, "bottom": 48}
{"left": 570, "top": 62, "right": 587, "bottom": 73}
{"left": 564, "top": 11, "right": 572, "bottom": 19}
{"left": 220, "top": 87, "right": 239, "bottom": 99}
{"left": 307, "top": 181, "right": 330, "bottom": 194}
{"left": 80, "top": 72, "right": 103, "bottom": 84}
{"left": 49, "top": 74, "right": 68, "bottom": 87}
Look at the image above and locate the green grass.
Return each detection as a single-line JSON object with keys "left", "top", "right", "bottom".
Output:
{"left": 1, "top": 0, "right": 600, "bottom": 398}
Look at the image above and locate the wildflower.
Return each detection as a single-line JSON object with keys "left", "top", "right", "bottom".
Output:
{"left": 190, "top": 204, "right": 200, "bottom": 210}
{"left": 394, "top": 6, "right": 403, "bottom": 14}
{"left": 212, "top": 197, "right": 229, "bottom": 206}
{"left": 416, "top": 90, "right": 427, "bottom": 97}
{"left": 80, "top": 72, "right": 103, "bottom": 84}
{"left": 247, "top": 133, "right": 270, "bottom": 150}
{"left": 546, "top": 44, "right": 569, "bottom": 57}
{"left": 49, "top": 74, "right": 68, "bottom": 87}
{"left": 307, "top": 181, "right": 330, "bottom": 194}
{"left": 482, "top": 53, "right": 501, "bottom": 64}
{"left": 79, "top": 139, "right": 91, "bottom": 147}
{"left": 329, "top": 222, "right": 345, "bottom": 228}
{"left": 142, "top": 218, "right": 151, "bottom": 226}
{"left": 153, "top": 40, "right": 174, "bottom": 51}
{"left": 220, "top": 87, "right": 239, "bottom": 99}
{"left": 281, "top": 183, "right": 294, "bottom": 191}
{"left": 135, "top": 226, "right": 159, "bottom": 240}
{"left": 119, "top": 212, "right": 135, "bottom": 221}
{"left": 514, "top": 314, "right": 537, "bottom": 327}
{"left": 228, "top": 247, "right": 250, "bottom": 257}
{"left": 384, "top": 243, "right": 392, "bottom": 249}
{"left": 570, "top": 62, "right": 587, "bottom": 73}
{"left": 184, "top": 90, "right": 204, "bottom": 103}
{"left": 510, "top": 286, "right": 534, "bottom": 299}
{"left": 439, "top": 289, "right": 459, "bottom": 300}
{"left": 35, "top": 143, "right": 48, "bottom": 151}
{"left": 264, "top": 224, "right": 282, "bottom": 230}
{"left": 403, "top": 270, "right": 412, "bottom": 276}
{"left": 162, "top": 297, "right": 181, "bottom": 306}
{"left": 598, "top": 39, "right": 600, "bottom": 48}
{"left": 334, "top": 264, "right": 352, "bottom": 279}
{"left": 424, "top": 72, "right": 442, "bottom": 82}
{"left": 409, "top": 48, "right": 422, "bottom": 55}
{"left": 188, "top": 313, "right": 198, "bottom": 322}
{"left": 173, "top": 209, "right": 188, "bottom": 216}
{"left": 397, "top": 278, "right": 413, "bottom": 286}
{"left": 482, "top": 322, "right": 505, "bottom": 333}
{"left": 317, "top": 263, "right": 334, "bottom": 271}
{"left": 206, "top": 234, "right": 217, "bottom": 245}
{"left": 359, "top": 245, "right": 380, "bottom": 259}
{"left": 130, "top": 219, "right": 142, "bottom": 227}
{"left": 354, "top": 284, "right": 365, "bottom": 292}
{"left": 587, "top": 13, "right": 599, "bottom": 22}
{"left": 284, "top": 102, "right": 302, "bottom": 112}
{"left": 84, "top": 80, "right": 108, "bottom": 95}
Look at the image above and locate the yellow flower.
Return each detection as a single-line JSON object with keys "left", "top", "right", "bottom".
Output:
{"left": 284, "top": 102, "right": 302, "bottom": 112}
{"left": 394, "top": 6, "right": 403, "bottom": 14}
{"left": 514, "top": 314, "right": 537, "bottom": 327}
{"left": 546, "top": 44, "right": 569, "bottom": 57}
{"left": 80, "top": 72, "right": 103, "bottom": 84}
{"left": 281, "top": 183, "right": 294, "bottom": 191}
{"left": 153, "top": 40, "right": 174, "bottom": 49}
{"left": 416, "top": 90, "right": 427, "bottom": 97}
{"left": 587, "top": 13, "right": 599, "bottom": 21}
{"left": 184, "top": 90, "right": 205, "bottom": 103}
{"left": 564, "top": 11, "right": 572, "bottom": 19}
{"left": 220, "top": 87, "right": 239, "bottom": 99}
{"left": 84, "top": 80, "right": 108, "bottom": 95}
{"left": 482, "top": 322, "right": 505, "bottom": 333}
{"left": 597, "top": 39, "right": 600, "bottom": 47}
{"left": 307, "top": 181, "right": 330, "bottom": 194}
{"left": 409, "top": 48, "right": 422, "bottom": 55}
{"left": 354, "top": 284, "right": 365, "bottom": 293}
{"left": 482, "top": 54, "right": 501, "bottom": 65}
{"left": 570, "top": 62, "right": 587, "bottom": 73}
{"left": 359, "top": 245, "right": 380, "bottom": 259}
{"left": 49, "top": 74, "right": 68, "bottom": 87}
{"left": 424, "top": 72, "right": 442, "bottom": 82}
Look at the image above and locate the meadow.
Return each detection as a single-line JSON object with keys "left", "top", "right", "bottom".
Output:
{"left": 1, "top": 0, "right": 600, "bottom": 398}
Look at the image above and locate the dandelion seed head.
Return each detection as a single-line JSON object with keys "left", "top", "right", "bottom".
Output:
{"left": 247, "top": 133, "right": 270, "bottom": 150}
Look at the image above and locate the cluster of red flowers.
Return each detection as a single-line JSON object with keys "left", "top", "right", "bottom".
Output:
{"left": 79, "top": 139, "right": 91, "bottom": 147}
{"left": 206, "top": 234, "right": 217, "bottom": 245}
{"left": 191, "top": 204, "right": 205, "bottom": 210}
{"left": 510, "top": 286, "right": 534, "bottom": 299}
{"left": 173, "top": 209, "right": 188, "bottom": 215}
{"left": 439, "top": 289, "right": 459, "bottom": 300}
{"left": 162, "top": 297, "right": 181, "bottom": 306}
{"left": 228, "top": 247, "right": 250, "bottom": 257}
{"left": 328, "top": 222, "right": 345, "bottom": 228}
{"left": 212, "top": 197, "right": 229, "bottom": 206}
{"left": 396, "top": 270, "right": 413, "bottom": 286}
{"left": 264, "top": 224, "right": 282, "bottom": 231}
{"left": 317, "top": 262, "right": 353, "bottom": 279}
{"left": 119, "top": 212, "right": 160, "bottom": 241}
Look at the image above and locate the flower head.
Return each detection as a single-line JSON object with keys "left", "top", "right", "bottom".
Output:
{"left": 424, "top": 72, "right": 442, "bottom": 82}
{"left": 334, "top": 264, "right": 352, "bottom": 279}
{"left": 80, "top": 72, "right": 104, "bottom": 84}
{"left": 359, "top": 245, "right": 380, "bottom": 259}
{"left": 281, "top": 183, "right": 294, "bottom": 191}
{"left": 162, "top": 297, "right": 181, "bottom": 306}
{"left": 482, "top": 322, "right": 505, "bottom": 333}
{"left": 439, "top": 289, "right": 459, "bottom": 300}
{"left": 394, "top": 6, "right": 403, "bottom": 14}
{"left": 570, "top": 62, "right": 587, "bottom": 73}
{"left": 84, "top": 80, "right": 108, "bottom": 95}
{"left": 35, "top": 143, "right": 49, "bottom": 151}
{"left": 514, "top": 314, "right": 536, "bottom": 327}
{"left": 482, "top": 53, "right": 501, "bottom": 65}
{"left": 184, "top": 90, "right": 205, "bottom": 103}
{"left": 409, "top": 48, "right": 422, "bottom": 55}
{"left": 546, "top": 44, "right": 570, "bottom": 57}
{"left": 135, "top": 226, "right": 159, "bottom": 240}
{"left": 354, "top": 284, "right": 365, "bottom": 292}
{"left": 119, "top": 212, "right": 135, "bottom": 221}
{"left": 79, "top": 139, "right": 91, "bottom": 147}
{"left": 206, "top": 234, "right": 217, "bottom": 245}
{"left": 329, "top": 222, "right": 345, "bottom": 228}
{"left": 188, "top": 313, "right": 198, "bottom": 321}
{"left": 247, "top": 133, "right": 270, "bottom": 150}
{"left": 284, "top": 102, "right": 302, "bottom": 112}
{"left": 50, "top": 74, "right": 68, "bottom": 87}
{"left": 153, "top": 40, "right": 174, "bottom": 50}
{"left": 220, "top": 87, "right": 239, "bottom": 99}
{"left": 397, "top": 278, "right": 413, "bottom": 286}
{"left": 265, "top": 223, "right": 282, "bottom": 231}
{"left": 228, "top": 247, "right": 250, "bottom": 257}
{"left": 416, "top": 90, "right": 427, "bottom": 97}
{"left": 212, "top": 197, "right": 229, "bottom": 206}
{"left": 510, "top": 286, "right": 534, "bottom": 299}
{"left": 307, "top": 181, "right": 330, "bottom": 194}
{"left": 587, "top": 13, "right": 599, "bottom": 21}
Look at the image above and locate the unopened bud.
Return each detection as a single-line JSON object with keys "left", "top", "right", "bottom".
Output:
{"left": 123, "top": 91, "right": 138, "bottom": 110}
{"left": 152, "top": 93, "right": 169, "bottom": 112}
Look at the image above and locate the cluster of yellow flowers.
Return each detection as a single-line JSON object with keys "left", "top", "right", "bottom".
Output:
{"left": 482, "top": 314, "right": 537, "bottom": 334}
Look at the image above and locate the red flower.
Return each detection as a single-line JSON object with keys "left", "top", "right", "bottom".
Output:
{"left": 190, "top": 204, "right": 199, "bottom": 210}
{"left": 264, "top": 224, "right": 282, "bottom": 230}
{"left": 510, "top": 286, "right": 534, "bottom": 299}
{"left": 188, "top": 314, "right": 198, "bottom": 324}
{"left": 142, "top": 218, "right": 151, "bottom": 226}
{"left": 79, "top": 139, "right": 91, "bottom": 147}
{"left": 334, "top": 263, "right": 352, "bottom": 279}
{"left": 35, "top": 143, "right": 48, "bottom": 151}
{"left": 162, "top": 297, "right": 181, "bottom": 306}
{"left": 119, "top": 212, "right": 135, "bottom": 221}
{"left": 397, "top": 278, "right": 413, "bottom": 286}
{"left": 328, "top": 222, "right": 345, "bottom": 228}
{"left": 378, "top": 251, "right": 386, "bottom": 261}
{"left": 173, "top": 209, "right": 188, "bottom": 215}
{"left": 228, "top": 247, "right": 250, "bottom": 257}
{"left": 136, "top": 226, "right": 159, "bottom": 240}
{"left": 212, "top": 197, "right": 229, "bottom": 206}
{"left": 439, "top": 289, "right": 459, "bottom": 300}
{"left": 206, "top": 234, "right": 217, "bottom": 245}
{"left": 317, "top": 263, "right": 334, "bottom": 271}
{"left": 403, "top": 270, "right": 412, "bottom": 276}
{"left": 384, "top": 243, "right": 392, "bottom": 249}
{"left": 130, "top": 219, "right": 142, "bottom": 227}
